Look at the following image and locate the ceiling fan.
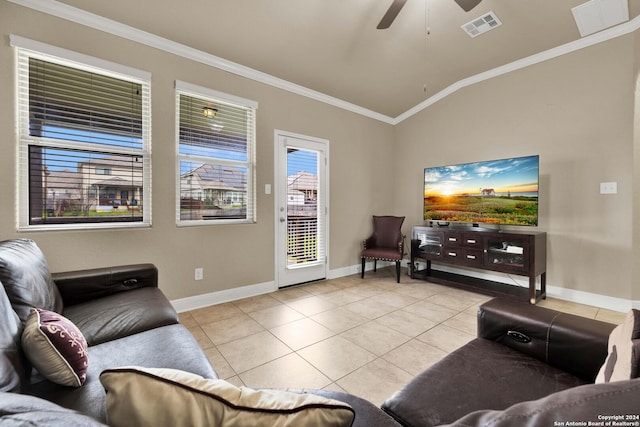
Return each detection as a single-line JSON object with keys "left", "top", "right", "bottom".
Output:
{"left": 377, "top": 0, "right": 483, "bottom": 29}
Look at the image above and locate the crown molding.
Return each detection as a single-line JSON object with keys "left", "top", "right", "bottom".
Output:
{"left": 6, "top": 0, "right": 395, "bottom": 124}
{"left": 7, "top": 0, "right": 640, "bottom": 126}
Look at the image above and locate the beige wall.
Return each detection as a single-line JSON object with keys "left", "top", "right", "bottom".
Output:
{"left": 1, "top": 2, "right": 638, "bottom": 305}
{"left": 0, "top": 3, "right": 395, "bottom": 300}
{"left": 394, "top": 35, "right": 636, "bottom": 301}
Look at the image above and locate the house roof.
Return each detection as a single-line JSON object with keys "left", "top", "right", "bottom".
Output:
{"left": 46, "top": 0, "right": 640, "bottom": 119}
{"left": 183, "top": 164, "right": 246, "bottom": 191}
{"left": 288, "top": 171, "right": 317, "bottom": 191}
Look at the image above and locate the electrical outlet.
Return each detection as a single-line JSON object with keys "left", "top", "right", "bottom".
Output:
{"left": 194, "top": 267, "right": 203, "bottom": 281}
{"left": 600, "top": 182, "right": 617, "bottom": 194}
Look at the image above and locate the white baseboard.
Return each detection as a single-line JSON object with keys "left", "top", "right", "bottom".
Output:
{"left": 327, "top": 264, "right": 359, "bottom": 279}
{"left": 173, "top": 261, "right": 390, "bottom": 312}
{"left": 408, "top": 261, "right": 637, "bottom": 312}
{"left": 327, "top": 260, "right": 394, "bottom": 279}
{"left": 172, "top": 262, "right": 638, "bottom": 313}
{"left": 171, "top": 281, "right": 276, "bottom": 313}
{"left": 545, "top": 286, "right": 637, "bottom": 313}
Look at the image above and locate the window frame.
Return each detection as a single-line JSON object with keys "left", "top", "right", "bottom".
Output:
{"left": 175, "top": 80, "right": 257, "bottom": 226}
{"left": 12, "top": 35, "right": 152, "bottom": 231}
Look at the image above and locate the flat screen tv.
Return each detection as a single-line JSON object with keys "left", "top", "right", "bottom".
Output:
{"left": 424, "top": 155, "right": 539, "bottom": 226}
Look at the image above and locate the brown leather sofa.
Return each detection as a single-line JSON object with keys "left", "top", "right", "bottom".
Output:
{"left": 0, "top": 238, "right": 396, "bottom": 426}
{"left": 382, "top": 297, "right": 640, "bottom": 426}
{"left": 1, "top": 238, "right": 638, "bottom": 426}
{"left": 0, "top": 238, "right": 217, "bottom": 425}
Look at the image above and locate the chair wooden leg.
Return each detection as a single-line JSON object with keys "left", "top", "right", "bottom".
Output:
{"left": 395, "top": 261, "right": 401, "bottom": 283}
{"left": 361, "top": 258, "right": 365, "bottom": 279}
{"left": 373, "top": 260, "right": 377, "bottom": 272}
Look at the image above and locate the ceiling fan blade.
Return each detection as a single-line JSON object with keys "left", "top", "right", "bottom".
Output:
{"left": 454, "top": 0, "right": 482, "bottom": 12}
{"left": 377, "top": 0, "right": 408, "bottom": 29}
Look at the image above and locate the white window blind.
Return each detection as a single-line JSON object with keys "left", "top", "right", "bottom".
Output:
{"left": 14, "top": 39, "right": 151, "bottom": 230}
{"left": 176, "top": 81, "right": 257, "bottom": 225}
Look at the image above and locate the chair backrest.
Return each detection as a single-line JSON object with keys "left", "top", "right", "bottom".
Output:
{"left": 372, "top": 216, "right": 405, "bottom": 248}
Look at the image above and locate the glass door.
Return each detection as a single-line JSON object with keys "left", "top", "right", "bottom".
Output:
{"left": 275, "top": 131, "right": 328, "bottom": 287}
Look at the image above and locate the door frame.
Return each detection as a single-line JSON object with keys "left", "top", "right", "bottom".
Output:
{"left": 274, "top": 129, "right": 330, "bottom": 288}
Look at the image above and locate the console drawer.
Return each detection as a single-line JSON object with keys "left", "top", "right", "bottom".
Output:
{"left": 444, "top": 232, "right": 462, "bottom": 246}
{"left": 461, "top": 233, "right": 483, "bottom": 248}
{"left": 444, "top": 231, "right": 482, "bottom": 249}
{"left": 462, "top": 249, "right": 483, "bottom": 267}
{"left": 443, "top": 248, "right": 483, "bottom": 267}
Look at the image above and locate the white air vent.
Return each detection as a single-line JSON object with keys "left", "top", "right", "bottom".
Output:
{"left": 461, "top": 11, "right": 502, "bottom": 38}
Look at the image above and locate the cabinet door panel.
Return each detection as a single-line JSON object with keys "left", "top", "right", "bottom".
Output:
{"left": 413, "top": 229, "right": 443, "bottom": 260}
{"left": 485, "top": 237, "right": 529, "bottom": 273}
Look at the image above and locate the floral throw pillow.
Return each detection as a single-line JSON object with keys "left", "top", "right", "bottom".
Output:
{"left": 21, "top": 308, "right": 89, "bottom": 387}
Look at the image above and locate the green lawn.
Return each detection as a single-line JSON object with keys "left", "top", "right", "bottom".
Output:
{"left": 424, "top": 195, "right": 538, "bottom": 225}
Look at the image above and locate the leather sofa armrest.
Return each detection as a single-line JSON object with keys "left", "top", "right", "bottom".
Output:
{"left": 547, "top": 311, "right": 616, "bottom": 382}
{"left": 478, "top": 298, "right": 616, "bottom": 381}
{"left": 442, "top": 378, "right": 640, "bottom": 427}
{"left": 52, "top": 264, "right": 158, "bottom": 307}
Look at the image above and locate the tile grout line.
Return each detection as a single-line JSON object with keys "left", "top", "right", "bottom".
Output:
{"left": 185, "top": 269, "right": 622, "bottom": 403}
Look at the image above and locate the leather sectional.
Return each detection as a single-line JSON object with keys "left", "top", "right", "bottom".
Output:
{"left": 381, "top": 298, "right": 640, "bottom": 426}
{"left": 1, "top": 238, "right": 638, "bottom": 426}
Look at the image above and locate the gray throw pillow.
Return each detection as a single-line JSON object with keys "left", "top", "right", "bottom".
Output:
{"left": 0, "top": 239, "right": 63, "bottom": 321}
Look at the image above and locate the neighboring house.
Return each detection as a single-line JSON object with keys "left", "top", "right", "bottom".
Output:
{"left": 287, "top": 171, "right": 317, "bottom": 202}
{"left": 481, "top": 188, "right": 496, "bottom": 197}
{"left": 40, "top": 154, "right": 142, "bottom": 217}
{"left": 44, "top": 169, "right": 83, "bottom": 215}
{"left": 77, "top": 155, "right": 143, "bottom": 208}
{"left": 287, "top": 190, "right": 305, "bottom": 206}
{"left": 287, "top": 171, "right": 317, "bottom": 223}
{"left": 180, "top": 163, "right": 246, "bottom": 208}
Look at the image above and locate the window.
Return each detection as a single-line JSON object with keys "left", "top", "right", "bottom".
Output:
{"left": 176, "top": 81, "right": 257, "bottom": 225}
{"left": 13, "top": 36, "right": 151, "bottom": 230}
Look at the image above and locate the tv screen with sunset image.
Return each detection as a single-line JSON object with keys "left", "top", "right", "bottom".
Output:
{"left": 423, "top": 155, "right": 539, "bottom": 226}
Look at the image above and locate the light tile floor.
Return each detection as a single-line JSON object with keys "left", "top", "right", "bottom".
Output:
{"left": 179, "top": 268, "right": 626, "bottom": 406}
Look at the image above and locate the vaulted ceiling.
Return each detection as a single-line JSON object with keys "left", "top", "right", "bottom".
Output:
{"left": 39, "top": 0, "right": 640, "bottom": 119}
